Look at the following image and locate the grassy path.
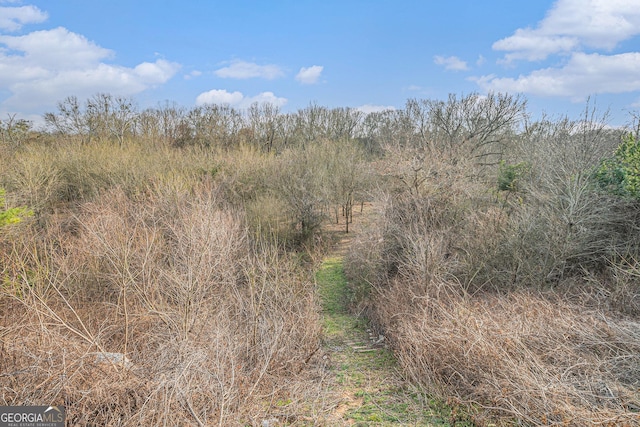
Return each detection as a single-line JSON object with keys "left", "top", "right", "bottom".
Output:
{"left": 316, "top": 255, "right": 467, "bottom": 426}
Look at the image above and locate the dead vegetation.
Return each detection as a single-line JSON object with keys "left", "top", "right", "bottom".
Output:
{"left": 3, "top": 93, "right": 640, "bottom": 425}
{"left": 346, "top": 140, "right": 640, "bottom": 425}
{"left": 1, "top": 178, "right": 326, "bottom": 425}
{"left": 373, "top": 281, "right": 640, "bottom": 425}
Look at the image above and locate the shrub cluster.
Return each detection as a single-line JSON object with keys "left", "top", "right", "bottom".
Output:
{"left": 345, "top": 108, "right": 640, "bottom": 425}
{"left": 596, "top": 132, "right": 640, "bottom": 199}
{"left": 0, "top": 140, "right": 330, "bottom": 424}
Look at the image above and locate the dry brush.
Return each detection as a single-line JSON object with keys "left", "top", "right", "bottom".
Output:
{"left": 1, "top": 183, "right": 327, "bottom": 426}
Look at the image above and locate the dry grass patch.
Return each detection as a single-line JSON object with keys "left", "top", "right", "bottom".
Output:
{"left": 377, "top": 283, "right": 640, "bottom": 425}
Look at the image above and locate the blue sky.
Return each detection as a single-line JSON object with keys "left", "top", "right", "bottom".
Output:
{"left": 1, "top": 0, "right": 640, "bottom": 126}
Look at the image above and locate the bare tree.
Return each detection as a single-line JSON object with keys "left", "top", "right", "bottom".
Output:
{"left": 248, "top": 102, "right": 280, "bottom": 152}
{"left": 327, "top": 107, "right": 364, "bottom": 141}
{"left": 84, "top": 94, "right": 137, "bottom": 146}
{"left": 44, "top": 94, "right": 137, "bottom": 145}
{"left": 44, "top": 96, "right": 90, "bottom": 143}
{"left": 322, "top": 140, "right": 371, "bottom": 233}
{"left": 427, "top": 92, "right": 526, "bottom": 163}
{"left": 293, "top": 103, "right": 330, "bottom": 145}
{"left": 181, "top": 103, "right": 244, "bottom": 148}
{"left": 0, "top": 114, "right": 32, "bottom": 146}
{"left": 156, "top": 101, "right": 187, "bottom": 144}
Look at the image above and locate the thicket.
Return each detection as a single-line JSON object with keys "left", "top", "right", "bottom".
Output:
{"left": 0, "top": 96, "right": 376, "bottom": 425}
{"left": 2, "top": 92, "right": 640, "bottom": 425}
{"left": 344, "top": 99, "right": 640, "bottom": 425}
{"left": 0, "top": 144, "right": 331, "bottom": 424}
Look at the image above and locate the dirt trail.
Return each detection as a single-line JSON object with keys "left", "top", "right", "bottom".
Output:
{"left": 316, "top": 205, "right": 461, "bottom": 426}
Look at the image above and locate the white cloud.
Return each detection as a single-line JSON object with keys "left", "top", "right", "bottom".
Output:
{"left": 0, "top": 5, "right": 47, "bottom": 31}
{"left": 434, "top": 55, "right": 469, "bottom": 71}
{"left": 133, "top": 59, "right": 179, "bottom": 83}
{"left": 195, "top": 89, "right": 287, "bottom": 108}
{"left": 6, "top": 60, "right": 180, "bottom": 110}
{"left": 475, "top": 52, "right": 640, "bottom": 100}
{"left": 295, "top": 65, "right": 323, "bottom": 84}
{"left": 195, "top": 89, "right": 244, "bottom": 106}
{"left": 0, "top": 26, "right": 180, "bottom": 112}
{"left": 477, "top": 0, "right": 640, "bottom": 103}
{"left": 246, "top": 91, "right": 288, "bottom": 106}
{"left": 214, "top": 60, "right": 284, "bottom": 80}
{"left": 184, "top": 70, "right": 202, "bottom": 80}
{"left": 494, "top": 31, "right": 578, "bottom": 62}
{"left": 0, "top": 27, "right": 114, "bottom": 70}
{"left": 494, "top": 0, "right": 640, "bottom": 62}
{"left": 355, "top": 104, "right": 396, "bottom": 114}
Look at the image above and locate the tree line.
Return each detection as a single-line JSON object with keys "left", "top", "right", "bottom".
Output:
{"left": 0, "top": 92, "right": 536, "bottom": 157}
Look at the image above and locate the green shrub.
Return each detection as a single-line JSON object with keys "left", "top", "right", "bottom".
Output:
{"left": 497, "top": 161, "right": 530, "bottom": 192}
{"left": 0, "top": 188, "right": 32, "bottom": 226}
{"left": 595, "top": 133, "right": 640, "bottom": 199}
